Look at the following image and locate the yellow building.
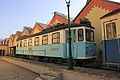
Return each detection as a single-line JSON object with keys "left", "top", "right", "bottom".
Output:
{"left": 100, "top": 8, "right": 120, "bottom": 66}
{"left": 0, "top": 38, "right": 9, "bottom": 56}
{"left": 8, "top": 34, "right": 15, "bottom": 56}
{"left": 31, "top": 22, "right": 47, "bottom": 35}
{"left": 101, "top": 8, "right": 120, "bottom": 40}
{"left": 8, "top": 27, "right": 32, "bottom": 56}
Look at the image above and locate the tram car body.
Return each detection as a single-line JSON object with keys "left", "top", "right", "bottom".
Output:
{"left": 16, "top": 19, "right": 96, "bottom": 62}
{"left": 101, "top": 8, "right": 120, "bottom": 68}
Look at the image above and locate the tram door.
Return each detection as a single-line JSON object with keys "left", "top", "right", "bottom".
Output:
{"left": 71, "top": 29, "right": 77, "bottom": 59}
{"left": 66, "top": 29, "right": 77, "bottom": 59}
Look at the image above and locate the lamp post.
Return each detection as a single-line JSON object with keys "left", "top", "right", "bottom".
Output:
{"left": 65, "top": 0, "right": 74, "bottom": 70}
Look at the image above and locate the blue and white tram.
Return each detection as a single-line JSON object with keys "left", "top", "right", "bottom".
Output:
{"left": 16, "top": 19, "right": 96, "bottom": 63}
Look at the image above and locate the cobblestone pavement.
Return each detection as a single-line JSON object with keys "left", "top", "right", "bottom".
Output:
{"left": 0, "top": 60, "right": 39, "bottom": 80}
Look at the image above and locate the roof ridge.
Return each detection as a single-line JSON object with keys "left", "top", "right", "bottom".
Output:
{"left": 36, "top": 23, "right": 45, "bottom": 30}
{"left": 36, "top": 22, "right": 47, "bottom": 29}
{"left": 36, "top": 22, "right": 47, "bottom": 25}
{"left": 55, "top": 12, "right": 67, "bottom": 20}
{"left": 101, "top": 8, "right": 120, "bottom": 19}
{"left": 103, "top": 0, "right": 120, "bottom": 4}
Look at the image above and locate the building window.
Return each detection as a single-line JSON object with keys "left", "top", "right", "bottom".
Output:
{"left": 20, "top": 41, "right": 22, "bottom": 47}
{"left": 78, "top": 29, "right": 84, "bottom": 42}
{"left": 86, "top": 29, "right": 94, "bottom": 42}
{"left": 28, "top": 39, "right": 32, "bottom": 46}
{"left": 24, "top": 40, "right": 27, "bottom": 47}
{"left": 34, "top": 37, "right": 39, "bottom": 46}
{"left": 42, "top": 35, "right": 48, "bottom": 45}
{"left": 106, "top": 22, "right": 117, "bottom": 39}
{"left": 52, "top": 32, "right": 60, "bottom": 44}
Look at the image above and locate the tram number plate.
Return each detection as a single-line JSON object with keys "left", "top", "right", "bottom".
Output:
{"left": 51, "top": 48, "right": 59, "bottom": 51}
{"left": 28, "top": 48, "right": 32, "bottom": 51}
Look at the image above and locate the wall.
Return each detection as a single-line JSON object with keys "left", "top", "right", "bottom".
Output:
{"left": 101, "top": 12, "right": 120, "bottom": 40}
{"left": 0, "top": 45, "right": 8, "bottom": 55}
{"left": 100, "top": 11, "right": 120, "bottom": 64}
{"left": 85, "top": 5, "right": 110, "bottom": 61}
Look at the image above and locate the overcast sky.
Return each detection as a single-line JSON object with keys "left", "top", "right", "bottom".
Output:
{"left": 0, "top": 0, "right": 119, "bottom": 39}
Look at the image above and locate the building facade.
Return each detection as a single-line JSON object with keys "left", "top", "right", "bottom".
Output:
{"left": 101, "top": 8, "right": 120, "bottom": 67}
{"left": 0, "top": 38, "right": 9, "bottom": 56}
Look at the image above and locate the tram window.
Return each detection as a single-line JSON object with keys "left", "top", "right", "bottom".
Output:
{"left": 42, "top": 35, "right": 48, "bottom": 45}
{"left": 34, "top": 37, "right": 39, "bottom": 46}
{"left": 20, "top": 41, "right": 22, "bottom": 47}
{"left": 24, "top": 40, "right": 27, "bottom": 47}
{"left": 78, "top": 29, "right": 84, "bottom": 42}
{"left": 106, "top": 22, "right": 117, "bottom": 39}
{"left": 86, "top": 29, "right": 94, "bottom": 42}
{"left": 52, "top": 32, "right": 60, "bottom": 44}
{"left": 28, "top": 39, "right": 32, "bottom": 46}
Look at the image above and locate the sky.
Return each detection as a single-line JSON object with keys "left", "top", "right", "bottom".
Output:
{"left": 0, "top": 0, "right": 120, "bottom": 39}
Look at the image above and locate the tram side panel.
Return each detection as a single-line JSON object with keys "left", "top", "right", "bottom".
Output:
{"left": 16, "top": 30, "right": 67, "bottom": 58}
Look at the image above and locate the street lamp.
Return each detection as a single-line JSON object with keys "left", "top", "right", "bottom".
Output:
{"left": 65, "top": 0, "right": 74, "bottom": 70}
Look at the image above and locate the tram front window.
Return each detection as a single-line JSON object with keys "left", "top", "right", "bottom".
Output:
{"left": 78, "top": 29, "right": 84, "bottom": 42}
{"left": 86, "top": 29, "right": 94, "bottom": 42}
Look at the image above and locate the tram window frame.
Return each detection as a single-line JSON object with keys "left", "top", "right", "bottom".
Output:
{"left": 106, "top": 22, "right": 117, "bottom": 39}
{"left": 52, "top": 32, "right": 60, "bottom": 44}
{"left": 42, "top": 35, "right": 48, "bottom": 45}
{"left": 28, "top": 39, "right": 32, "bottom": 46}
{"left": 85, "top": 29, "right": 94, "bottom": 42}
{"left": 78, "top": 29, "right": 84, "bottom": 42}
{"left": 24, "top": 40, "right": 27, "bottom": 47}
{"left": 34, "top": 37, "right": 39, "bottom": 46}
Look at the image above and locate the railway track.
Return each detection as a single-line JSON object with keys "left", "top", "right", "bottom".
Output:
{"left": 14, "top": 56, "right": 120, "bottom": 72}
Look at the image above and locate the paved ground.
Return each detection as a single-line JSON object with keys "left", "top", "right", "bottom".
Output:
{"left": 0, "top": 60, "right": 39, "bottom": 80}
{"left": 16, "top": 58, "right": 120, "bottom": 79}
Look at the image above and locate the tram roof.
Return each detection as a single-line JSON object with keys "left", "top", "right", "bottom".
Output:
{"left": 17, "top": 23, "right": 95, "bottom": 41}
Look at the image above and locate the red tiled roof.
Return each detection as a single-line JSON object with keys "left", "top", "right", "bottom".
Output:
{"left": 73, "top": 0, "right": 120, "bottom": 23}
{"left": 100, "top": 8, "right": 120, "bottom": 19}
{"left": 47, "top": 12, "right": 68, "bottom": 28}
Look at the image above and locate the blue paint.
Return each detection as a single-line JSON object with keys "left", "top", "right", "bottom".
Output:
{"left": 85, "top": 42, "right": 96, "bottom": 57}
{"left": 73, "top": 42, "right": 95, "bottom": 58}
{"left": 16, "top": 41, "right": 95, "bottom": 59}
{"left": 103, "top": 38, "right": 120, "bottom": 63}
{"left": 16, "top": 43, "right": 67, "bottom": 58}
